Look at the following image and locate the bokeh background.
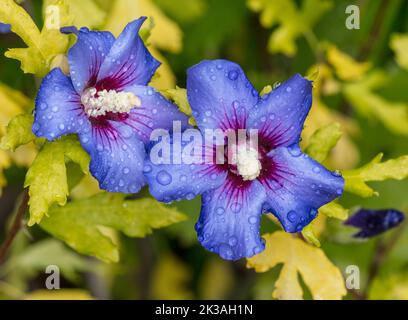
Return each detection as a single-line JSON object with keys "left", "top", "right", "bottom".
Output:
{"left": 0, "top": 0, "right": 407, "bottom": 300}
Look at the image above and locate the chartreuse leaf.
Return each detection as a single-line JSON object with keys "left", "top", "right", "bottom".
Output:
{"left": 343, "top": 72, "right": 408, "bottom": 136}
{"left": 40, "top": 193, "right": 186, "bottom": 263}
{"left": 342, "top": 153, "right": 408, "bottom": 198}
{"left": 163, "top": 87, "right": 196, "bottom": 126}
{"left": 0, "top": 83, "right": 33, "bottom": 194}
{"left": 247, "top": 232, "right": 347, "bottom": 300}
{"left": 305, "top": 122, "right": 342, "bottom": 163}
{"left": 248, "top": 0, "right": 332, "bottom": 56}
{"left": 390, "top": 33, "right": 408, "bottom": 71}
{"left": 1, "top": 114, "right": 36, "bottom": 151}
{"left": 43, "top": 0, "right": 106, "bottom": 29}
{"left": 24, "top": 136, "right": 90, "bottom": 226}
{"left": 301, "top": 225, "right": 321, "bottom": 247}
{"left": 0, "top": 0, "right": 72, "bottom": 76}
{"left": 319, "top": 202, "right": 349, "bottom": 220}
{"left": 327, "top": 45, "right": 371, "bottom": 81}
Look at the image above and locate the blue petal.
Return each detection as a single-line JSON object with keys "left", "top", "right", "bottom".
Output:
{"left": 123, "top": 85, "right": 189, "bottom": 143}
{"left": 0, "top": 23, "right": 11, "bottom": 34}
{"left": 196, "top": 179, "right": 267, "bottom": 260}
{"left": 97, "top": 17, "right": 160, "bottom": 90}
{"left": 247, "top": 74, "right": 313, "bottom": 148}
{"left": 34, "top": 68, "right": 91, "bottom": 141}
{"left": 187, "top": 59, "right": 259, "bottom": 131}
{"left": 260, "top": 145, "right": 344, "bottom": 233}
{"left": 67, "top": 27, "right": 115, "bottom": 93}
{"left": 144, "top": 133, "right": 227, "bottom": 203}
{"left": 344, "top": 208, "right": 404, "bottom": 238}
{"left": 79, "top": 121, "right": 146, "bottom": 193}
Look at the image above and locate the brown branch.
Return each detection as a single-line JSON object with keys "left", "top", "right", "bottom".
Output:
{"left": 0, "top": 189, "right": 29, "bottom": 265}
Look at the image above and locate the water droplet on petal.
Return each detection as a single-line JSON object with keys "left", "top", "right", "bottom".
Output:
{"left": 287, "top": 145, "right": 302, "bottom": 157}
{"left": 143, "top": 164, "right": 152, "bottom": 173}
{"left": 228, "top": 70, "right": 238, "bottom": 81}
{"left": 313, "top": 166, "right": 321, "bottom": 173}
{"left": 248, "top": 216, "right": 258, "bottom": 224}
{"left": 123, "top": 167, "right": 130, "bottom": 174}
{"left": 228, "top": 236, "right": 238, "bottom": 246}
{"left": 156, "top": 170, "right": 172, "bottom": 186}
{"left": 287, "top": 211, "right": 298, "bottom": 223}
{"left": 216, "top": 207, "right": 225, "bottom": 215}
{"left": 32, "top": 123, "right": 40, "bottom": 132}
{"left": 219, "top": 243, "right": 233, "bottom": 259}
{"left": 310, "top": 208, "right": 318, "bottom": 218}
{"left": 230, "top": 202, "right": 242, "bottom": 213}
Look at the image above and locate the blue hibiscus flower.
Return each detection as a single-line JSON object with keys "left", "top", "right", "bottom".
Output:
{"left": 33, "top": 17, "right": 188, "bottom": 193}
{"left": 144, "top": 59, "right": 345, "bottom": 260}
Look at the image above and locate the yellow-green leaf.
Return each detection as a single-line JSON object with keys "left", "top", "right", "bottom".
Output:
{"left": 390, "top": 33, "right": 408, "bottom": 71}
{"left": 1, "top": 114, "right": 36, "bottom": 151}
{"left": 44, "top": 0, "right": 106, "bottom": 29}
{"left": 248, "top": 0, "right": 332, "bottom": 56}
{"left": 327, "top": 45, "right": 371, "bottom": 81}
{"left": 305, "top": 122, "right": 342, "bottom": 162}
{"left": 301, "top": 224, "right": 320, "bottom": 247}
{"left": 40, "top": 193, "right": 187, "bottom": 263}
{"left": 24, "top": 136, "right": 90, "bottom": 226}
{"left": 343, "top": 72, "right": 408, "bottom": 136}
{"left": 247, "top": 232, "right": 346, "bottom": 300}
{"left": 319, "top": 202, "right": 349, "bottom": 220}
{"left": 0, "top": 0, "right": 72, "bottom": 76}
{"left": 343, "top": 153, "right": 408, "bottom": 198}
{"left": 164, "top": 86, "right": 197, "bottom": 126}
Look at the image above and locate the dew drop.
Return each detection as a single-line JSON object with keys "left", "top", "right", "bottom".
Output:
{"left": 219, "top": 243, "right": 233, "bottom": 259}
{"left": 248, "top": 216, "right": 257, "bottom": 225}
{"left": 123, "top": 167, "right": 130, "bottom": 174}
{"left": 287, "top": 211, "right": 298, "bottom": 223}
{"left": 309, "top": 208, "right": 317, "bottom": 219}
{"left": 216, "top": 207, "right": 225, "bottom": 215}
{"left": 228, "top": 236, "right": 238, "bottom": 246}
{"left": 156, "top": 170, "right": 172, "bottom": 186}
{"left": 287, "top": 145, "right": 302, "bottom": 157}
{"left": 230, "top": 202, "right": 242, "bottom": 213}
{"left": 143, "top": 164, "right": 152, "bottom": 173}
{"left": 313, "top": 166, "right": 321, "bottom": 173}
{"left": 228, "top": 70, "right": 238, "bottom": 81}
{"left": 32, "top": 123, "right": 40, "bottom": 132}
